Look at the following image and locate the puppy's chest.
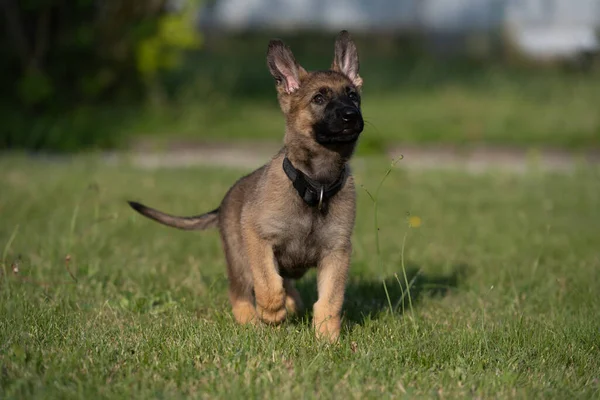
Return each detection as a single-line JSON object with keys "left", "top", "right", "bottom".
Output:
{"left": 269, "top": 215, "right": 329, "bottom": 277}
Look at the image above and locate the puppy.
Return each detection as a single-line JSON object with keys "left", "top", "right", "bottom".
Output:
{"left": 129, "top": 30, "right": 364, "bottom": 342}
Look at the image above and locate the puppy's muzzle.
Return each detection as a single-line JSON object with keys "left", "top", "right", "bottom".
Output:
{"left": 337, "top": 106, "right": 363, "bottom": 135}
{"left": 313, "top": 103, "right": 364, "bottom": 144}
{"left": 341, "top": 107, "right": 359, "bottom": 124}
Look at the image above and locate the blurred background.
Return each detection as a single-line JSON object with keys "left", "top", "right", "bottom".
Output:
{"left": 1, "top": 0, "right": 599, "bottom": 153}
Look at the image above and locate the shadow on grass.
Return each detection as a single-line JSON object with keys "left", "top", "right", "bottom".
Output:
{"left": 295, "top": 262, "right": 469, "bottom": 326}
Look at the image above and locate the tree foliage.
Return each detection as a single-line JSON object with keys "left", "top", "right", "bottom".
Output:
{"left": 0, "top": 0, "right": 202, "bottom": 149}
{"left": 2, "top": 0, "right": 202, "bottom": 106}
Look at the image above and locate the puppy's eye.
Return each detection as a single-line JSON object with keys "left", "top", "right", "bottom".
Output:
{"left": 348, "top": 92, "right": 358, "bottom": 102}
{"left": 312, "top": 94, "right": 326, "bottom": 105}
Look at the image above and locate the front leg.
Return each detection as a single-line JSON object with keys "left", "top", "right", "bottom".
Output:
{"left": 243, "top": 225, "right": 287, "bottom": 324}
{"left": 313, "top": 244, "right": 351, "bottom": 342}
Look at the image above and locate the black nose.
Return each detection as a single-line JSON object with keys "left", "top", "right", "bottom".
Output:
{"left": 341, "top": 107, "right": 359, "bottom": 123}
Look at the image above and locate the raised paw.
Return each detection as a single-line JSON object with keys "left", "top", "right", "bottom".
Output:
{"left": 255, "top": 287, "right": 287, "bottom": 324}
{"left": 256, "top": 304, "right": 287, "bottom": 324}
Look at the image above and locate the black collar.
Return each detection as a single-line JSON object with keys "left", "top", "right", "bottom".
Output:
{"left": 282, "top": 156, "right": 348, "bottom": 210}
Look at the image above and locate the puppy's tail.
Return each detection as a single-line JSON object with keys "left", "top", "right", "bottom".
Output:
{"left": 128, "top": 201, "right": 219, "bottom": 231}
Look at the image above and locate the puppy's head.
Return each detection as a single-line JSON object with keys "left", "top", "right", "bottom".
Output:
{"left": 267, "top": 31, "right": 364, "bottom": 146}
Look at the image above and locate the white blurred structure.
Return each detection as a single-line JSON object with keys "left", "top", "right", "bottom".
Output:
{"left": 506, "top": 0, "right": 599, "bottom": 59}
{"left": 199, "top": 0, "right": 600, "bottom": 59}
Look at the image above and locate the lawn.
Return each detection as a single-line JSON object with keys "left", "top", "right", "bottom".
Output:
{"left": 1, "top": 154, "right": 599, "bottom": 399}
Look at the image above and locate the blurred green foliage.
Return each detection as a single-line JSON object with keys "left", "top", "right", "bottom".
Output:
{"left": 1, "top": 19, "right": 599, "bottom": 152}
{"left": 122, "top": 33, "right": 600, "bottom": 152}
{"left": 0, "top": 0, "right": 202, "bottom": 150}
{"left": 137, "top": 5, "right": 202, "bottom": 80}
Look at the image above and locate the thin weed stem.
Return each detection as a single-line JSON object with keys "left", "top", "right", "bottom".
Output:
{"left": 68, "top": 203, "right": 80, "bottom": 252}
{"left": 1, "top": 224, "right": 19, "bottom": 293}
{"left": 383, "top": 280, "right": 393, "bottom": 313}
{"left": 361, "top": 156, "right": 404, "bottom": 315}
{"left": 2, "top": 224, "right": 19, "bottom": 267}
{"left": 400, "top": 230, "right": 418, "bottom": 331}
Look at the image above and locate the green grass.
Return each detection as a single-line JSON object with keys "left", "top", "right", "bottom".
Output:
{"left": 1, "top": 155, "right": 599, "bottom": 398}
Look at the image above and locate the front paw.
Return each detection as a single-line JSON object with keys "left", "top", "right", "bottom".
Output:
{"left": 256, "top": 304, "right": 287, "bottom": 324}
{"left": 314, "top": 318, "right": 341, "bottom": 343}
{"left": 313, "top": 302, "right": 341, "bottom": 343}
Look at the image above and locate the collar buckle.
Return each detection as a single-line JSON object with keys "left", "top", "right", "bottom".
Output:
{"left": 317, "top": 186, "right": 324, "bottom": 211}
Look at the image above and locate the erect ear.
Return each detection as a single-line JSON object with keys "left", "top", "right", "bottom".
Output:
{"left": 331, "top": 30, "right": 362, "bottom": 88}
{"left": 267, "top": 40, "right": 307, "bottom": 95}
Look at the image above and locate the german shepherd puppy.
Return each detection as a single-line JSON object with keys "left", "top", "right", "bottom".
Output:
{"left": 128, "top": 30, "right": 364, "bottom": 342}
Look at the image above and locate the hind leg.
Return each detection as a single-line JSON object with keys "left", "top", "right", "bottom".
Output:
{"left": 219, "top": 223, "right": 257, "bottom": 324}
{"left": 229, "top": 288, "right": 257, "bottom": 324}
{"left": 284, "top": 279, "right": 304, "bottom": 315}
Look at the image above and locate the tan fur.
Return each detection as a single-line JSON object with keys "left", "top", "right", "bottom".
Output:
{"left": 129, "top": 31, "right": 364, "bottom": 342}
